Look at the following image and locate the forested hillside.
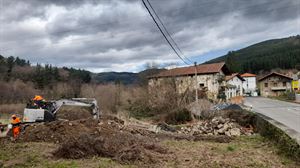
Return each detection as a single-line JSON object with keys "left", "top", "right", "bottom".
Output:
{"left": 92, "top": 72, "right": 139, "bottom": 85}
{"left": 0, "top": 55, "right": 91, "bottom": 103}
{"left": 92, "top": 68, "right": 165, "bottom": 85}
{"left": 207, "top": 35, "right": 300, "bottom": 73}
{"left": 0, "top": 55, "right": 163, "bottom": 103}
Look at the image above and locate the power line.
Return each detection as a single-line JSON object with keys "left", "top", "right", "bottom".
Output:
{"left": 142, "top": 0, "right": 190, "bottom": 65}
{"left": 145, "top": 0, "right": 193, "bottom": 63}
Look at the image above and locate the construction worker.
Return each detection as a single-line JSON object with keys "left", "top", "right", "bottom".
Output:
{"left": 11, "top": 114, "right": 21, "bottom": 139}
{"left": 32, "top": 95, "right": 45, "bottom": 109}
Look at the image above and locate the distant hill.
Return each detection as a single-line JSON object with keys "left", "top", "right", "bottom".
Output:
{"left": 206, "top": 35, "right": 300, "bottom": 73}
{"left": 92, "top": 72, "right": 139, "bottom": 85}
{"left": 92, "top": 68, "right": 165, "bottom": 85}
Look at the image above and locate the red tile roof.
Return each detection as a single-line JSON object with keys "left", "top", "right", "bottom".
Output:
{"left": 149, "top": 62, "right": 229, "bottom": 78}
{"left": 241, "top": 73, "right": 256, "bottom": 77}
{"left": 258, "top": 72, "right": 293, "bottom": 81}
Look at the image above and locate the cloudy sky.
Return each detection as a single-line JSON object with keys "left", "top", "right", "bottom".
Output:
{"left": 0, "top": 0, "right": 299, "bottom": 72}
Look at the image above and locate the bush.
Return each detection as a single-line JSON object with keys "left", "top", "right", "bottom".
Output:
{"left": 164, "top": 108, "right": 192, "bottom": 125}
{"left": 127, "top": 99, "right": 154, "bottom": 119}
{"left": 278, "top": 91, "right": 295, "bottom": 101}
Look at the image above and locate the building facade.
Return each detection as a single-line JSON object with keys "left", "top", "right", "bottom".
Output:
{"left": 258, "top": 72, "right": 293, "bottom": 97}
{"left": 225, "top": 73, "right": 245, "bottom": 100}
{"left": 241, "top": 73, "right": 257, "bottom": 96}
{"left": 148, "top": 62, "right": 231, "bottom": 100}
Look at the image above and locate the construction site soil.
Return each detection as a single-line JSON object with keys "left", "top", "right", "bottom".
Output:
{"left": 1, "top": 110, "right": 299, "bottom": 167}
{"left": 13, "top": 115, "right": 236, "bottom": 165}
{"left": 15, "top": 118, "right": 165, "bottom": 164}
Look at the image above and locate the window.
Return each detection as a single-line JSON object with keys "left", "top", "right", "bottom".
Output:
{"left": 283, "top": 82, "right": 287, "bottom": 87}
{"left": 199, "top": 83, "right": 205, "bottom": 88}
{"left": 273, "top": 83, "right": 277, "bottom": 87}
{"left": 264, "top": 83, "right": 268, "bottom": 87}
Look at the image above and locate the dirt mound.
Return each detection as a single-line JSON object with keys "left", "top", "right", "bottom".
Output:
{"left": 56, "top": 106, "right": 93, "bottom": 121}
{"left": 19, "top": 119, "right": 99, "bottom": 143}
{"left": 53, "top": 129, "right": 168, "bottom": 164}
{"left": 18, "top": 118, "right": 168, "bottom": 164}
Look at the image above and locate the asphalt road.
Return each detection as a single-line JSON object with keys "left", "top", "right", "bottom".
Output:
{"left": 244, "top": 97, "right": 300, "bottom": 133}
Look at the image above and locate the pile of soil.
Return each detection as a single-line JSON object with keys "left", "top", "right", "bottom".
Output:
{"left": 18, "top": 118, "right": 168, "bottom": 164}
{"left": 19, "top": 119, "right": 99, "bottom": 143}
{"left": 17, "top": 115, "right": 236, "bottom": 164}
{"left": 56, "top": 106, "right": 93, "bottom": 121}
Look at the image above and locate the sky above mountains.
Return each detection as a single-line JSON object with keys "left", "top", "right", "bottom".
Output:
{"left": 0, "top": 0, "right": 299, "bottom": 72}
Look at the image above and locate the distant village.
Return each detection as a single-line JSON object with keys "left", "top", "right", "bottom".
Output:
{"left": 148, "top": 62, "right": 300, "bottom": 102}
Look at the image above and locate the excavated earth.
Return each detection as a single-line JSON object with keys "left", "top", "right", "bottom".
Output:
{"left": 17, "top": 118, "right": 170, "bottom": 164}
{"left": 16, "top": 115, "right": 236, "bottom": 164}
{"left": 8, "top": 108, "right": 255, "bottom": 165}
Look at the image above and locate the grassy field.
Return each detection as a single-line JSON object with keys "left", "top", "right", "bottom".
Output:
{"left": 0, "top": 135, "right": 298, "bottom": 168}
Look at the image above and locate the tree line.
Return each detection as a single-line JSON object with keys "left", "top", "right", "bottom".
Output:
{"left": 0, "top": 55, "right": 92, "bottom": 103}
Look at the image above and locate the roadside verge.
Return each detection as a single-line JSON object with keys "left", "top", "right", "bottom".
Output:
{"left": 242, "top": 110, "right": 300, "bottom": 162}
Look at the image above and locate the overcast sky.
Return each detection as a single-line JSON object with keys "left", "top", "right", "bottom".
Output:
{"left": 0, "top": 0, "right": 299, "bottom": 72}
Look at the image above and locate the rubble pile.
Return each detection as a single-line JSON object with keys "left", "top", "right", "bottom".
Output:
{"left": 177, "top": 116, "right": 253, "bottom": 137}
{"left": 210, "top": 103, "right": 243, "bottom": 111}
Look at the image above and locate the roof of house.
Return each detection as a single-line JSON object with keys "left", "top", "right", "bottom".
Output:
{"left": 241, "top": 73, "right": 256, "bottom": 77}
{"left": 225, "top": 73, "right": 245, "bottom": 81}
{"left": 258, "top": 72, "right": 293, "bottom": 81}
{"left": 148, "top": 62, "right": 230, "bottom": 78}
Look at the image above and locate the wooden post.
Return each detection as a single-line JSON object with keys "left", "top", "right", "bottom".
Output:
{"left": 194, "top": 62, "right": 198, "bottom": 103}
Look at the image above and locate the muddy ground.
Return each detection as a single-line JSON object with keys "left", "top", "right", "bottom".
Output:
{"left": 0, "top": 109, "right": 299, "bottom": 167}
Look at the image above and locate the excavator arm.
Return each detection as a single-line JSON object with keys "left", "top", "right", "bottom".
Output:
{"left": 23, "top": 98, "right": 100, "bottom": 123}
{"left": 53, "top": 98, "right": 100, "bottom": 119}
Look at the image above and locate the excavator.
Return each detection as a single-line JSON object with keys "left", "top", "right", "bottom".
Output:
{"left": 0, "top": 98, "right": 100, "bottom": 137}
{"left": 23, "top": 98, "right": 100, "bottom": 122}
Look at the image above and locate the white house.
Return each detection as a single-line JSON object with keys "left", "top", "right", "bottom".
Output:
{"left": 241, "top": 73, "right": 257, "bottom": 96}
{"left": 225, "top": 73, "right": 245, "bottom": 99}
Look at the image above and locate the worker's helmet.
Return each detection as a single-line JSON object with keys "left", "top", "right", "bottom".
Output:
{"left": 11, "top": 114, "right": 17, "bottom": 118}
{"left": 33, "top": 95, "right": 43, "bottom": 101}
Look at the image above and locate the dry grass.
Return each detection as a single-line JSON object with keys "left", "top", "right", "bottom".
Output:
{"left": 0, "top": 142, "right": 132, "bottom": 168}
{"left": 0, "top": 135, "right": 298, "bottom": 168}
{"left": 162, "top": 135, "right": 299, "bottom": 168}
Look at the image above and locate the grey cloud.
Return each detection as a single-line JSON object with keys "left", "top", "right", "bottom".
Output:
{"left": 0, "top": 0, "right": 299, "bottom": 72}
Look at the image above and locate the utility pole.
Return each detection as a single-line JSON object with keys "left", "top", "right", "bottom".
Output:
{"left": 194, "top": 62, "right": 198, "bottom": 103}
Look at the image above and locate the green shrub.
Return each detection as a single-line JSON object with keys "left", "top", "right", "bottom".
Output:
{"left": 127, "top": 100, "right": 154, "bottom": 119}
{"left": 226, "top": 145, "right": 236, "bottom": 152}
{"left": 164, "top": 108, "right": 192, "bottom": 125}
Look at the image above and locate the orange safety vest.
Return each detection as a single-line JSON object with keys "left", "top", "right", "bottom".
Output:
{"left": 11, "top": 117, "right": 21, "bottom": 138}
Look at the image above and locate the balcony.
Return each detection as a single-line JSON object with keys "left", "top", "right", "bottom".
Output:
{"left": 271, "top": 87, "right": 288, "bottom": 91}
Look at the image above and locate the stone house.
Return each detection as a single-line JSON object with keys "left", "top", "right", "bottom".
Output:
{"left": 148, "top": 62, "right": 231, "bottom": 100}
{"left": 258, "top": 72, "right": 293, "bottom": 97}
{"left": 225, "top": 73, "right": 245, "bottom": 100}
{"left": 241, "top": 73, "right": 257, "bottom": 96}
